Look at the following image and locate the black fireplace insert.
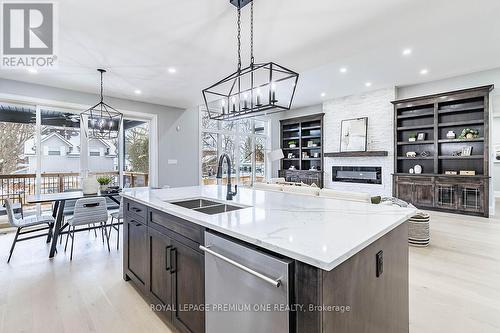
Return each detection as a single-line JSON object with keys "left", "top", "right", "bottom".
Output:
{"left": 332, "top": 166, "right": 382, "bottom": 184}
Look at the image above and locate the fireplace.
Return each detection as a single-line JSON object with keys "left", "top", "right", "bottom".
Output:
{"left": 332, "top": 166, "right": 382, "bottom": 184}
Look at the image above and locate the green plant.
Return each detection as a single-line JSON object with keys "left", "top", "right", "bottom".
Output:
{"left": 97, "top": 176, "right": 112, "bottom": 185}
{"left": 409, "top": 133, "right": 417, "bottom": 139}
{"left": 458, "top": 128, "right": 479, "bottom": 139}
{"left": 288, "top": 141, "right": 296, "bottom": 146}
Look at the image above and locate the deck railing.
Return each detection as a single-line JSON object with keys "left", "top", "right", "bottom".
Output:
{"left": 0, "top": 171, "right": 147, "bottom": 204}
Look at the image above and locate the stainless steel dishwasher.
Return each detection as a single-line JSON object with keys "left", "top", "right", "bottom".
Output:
{"left": 201, "top": 231, "right": 292, "bottom": 333}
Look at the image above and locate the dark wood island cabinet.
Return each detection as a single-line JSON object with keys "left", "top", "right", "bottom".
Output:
{"left": 123, "top": 197, "right": 410, "bottom": 333}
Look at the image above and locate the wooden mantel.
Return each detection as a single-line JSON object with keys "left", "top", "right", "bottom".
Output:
{"left": 324, "top": 151, "right": 389, "bottom": 157}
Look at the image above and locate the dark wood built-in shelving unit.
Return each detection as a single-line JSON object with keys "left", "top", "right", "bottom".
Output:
{"left": 279, "top": 113, "right": 324, "bottom": 187}
{"left": 392, "top": 85, "right": 493, "bottom": 217}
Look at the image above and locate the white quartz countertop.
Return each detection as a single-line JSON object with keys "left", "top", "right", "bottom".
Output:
{"left": 122, "top": 185, "right": 416, "bottom": 271}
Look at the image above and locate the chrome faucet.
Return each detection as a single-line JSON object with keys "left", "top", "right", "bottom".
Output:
{"left": 216, "top": 153, "right": 238, "bottom": 201}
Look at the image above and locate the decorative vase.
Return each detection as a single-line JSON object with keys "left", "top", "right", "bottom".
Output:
{"left": 100, "top": 184, "right": 109, "bottom": 192}
{"left": 82, "top": 176, "right": 99, "bottom": 195}
{"left": 466, "top": 133, "right": 474, "bottom": 139}
{"left": 446, "top": 131, "right": 456, "bottom": 139}
{"left": 289, "top": 144, "right": 296, "bottom": 148}
{"left": 414, "top": 165, "right": 422, "bottom": 174}
{"left": 409, "top": 168, "right": 414, "bottom": 174}
{"left": 409, "top": 137, "right": 416, "bottom": 142}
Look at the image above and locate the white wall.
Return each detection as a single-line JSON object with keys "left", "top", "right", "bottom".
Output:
{"left": 397, "top": 67, "right": 499, "bottom": 214}
{"left": 323, "top": 88, "right": 396, "bottom": 196}
{"left": 0, "top": 78, "right": 199, "bottom": 187}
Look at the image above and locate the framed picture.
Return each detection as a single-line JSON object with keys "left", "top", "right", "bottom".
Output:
{"left": 416, "top": 132, "right": 426, "bottom": 141}
{"left": 340, "top": 117, "right": 367, "bottom": 152}
{"left": 461, "top": 146, "right": 472, "bottom": 156}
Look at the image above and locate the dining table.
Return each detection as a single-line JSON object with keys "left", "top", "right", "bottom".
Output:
{"left": 27, "top": 190, "right": 122, "bottom": 258}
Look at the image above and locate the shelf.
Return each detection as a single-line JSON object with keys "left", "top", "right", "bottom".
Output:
{"left": 397, "top": 140, "right": 434, "bottom": 145}
{"left": 302, "top": 135, "right": 321, "bottom": 139}
{"left": 282, "top": 147, "right": 300, "bottom": 150}
{"left": 438, "top": 156, "right": 483, "bottom": 160}
{"left": 393, "top": 173, "right": 488, "bottom": 178}
{"left": 438, "top": 120, "right": 484, "bottom": 127}
{"left": 283, "top": 158, "right": 300, "bottom": 161}
{"left": 397, "top": 111, "right": 434, "bottom": 119}
{"left": 324, "top": 151, "right": 388, "bottom": 157}
{"left": 438, "top": 105, "right": 484, "bottom": 114}
{"left": 301, "top": 125, "right": 321, "bottom": 130}
{"left": 397, "top": 124, "right": 434, "bottom": 131}
{"left": 438, "top": 138, "right": 484, "bottom": 143}
{"left": 302, "top": 146, "right": 321, "bottom": 150}
{"left": 397, "top": 157, "right": 434, "bottom": 160}
{"left": 283, "top": 137, "right": 300, "bottom": 140}
{"left": 302, "top": 158, "right": 321, "bottom": 161}
{"left": 283, "top": 128, "right": 300, "bottom": 132}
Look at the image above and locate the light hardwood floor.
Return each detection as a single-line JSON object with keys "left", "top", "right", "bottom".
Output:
{"left": 0, "top": 210, "right": 499, "bottom": 333}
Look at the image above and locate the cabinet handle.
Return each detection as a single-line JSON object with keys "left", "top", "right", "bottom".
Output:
{"left": 130, "top": 219, "right": 141, "bottom": 227}
{"left": 170, "top": 248, "right": 177, "bottom": 273}
{"left": 166, "top": 246, "right": 172, "bottom": 271}
{"left": 132, "top": 207, "right": 142, "bottom": 213}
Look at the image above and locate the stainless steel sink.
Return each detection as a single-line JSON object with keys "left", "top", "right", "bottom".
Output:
{"left": 193, "top": 204, "right": 242, "bottom": 215}
{"left": 169, "top": 198, "right": 222, "bottom": 209}
{"left": 169, "top": 197, "right": 247, "bottom": 215}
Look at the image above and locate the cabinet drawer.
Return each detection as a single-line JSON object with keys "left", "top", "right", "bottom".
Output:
{"left": 149, "top": 209, "right": 204, "bottom": 245}
{"left": 125, "top": 199, "right": 147, "bottom": 222}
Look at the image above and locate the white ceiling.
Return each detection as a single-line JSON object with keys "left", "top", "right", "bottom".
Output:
{"left": 1, "top": 0, "right": 499, "bottom": 109}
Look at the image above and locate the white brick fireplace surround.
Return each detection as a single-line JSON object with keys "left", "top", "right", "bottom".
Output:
{"left": 323, "top": 88, "right": 396, "bottom": 196}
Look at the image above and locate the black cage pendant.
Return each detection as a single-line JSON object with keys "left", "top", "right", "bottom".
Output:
{"left": 202, "top": 0, "right": 299, "bottom": 121}
{"left": 80, "top": 69, "right": 123, "bottom": 140}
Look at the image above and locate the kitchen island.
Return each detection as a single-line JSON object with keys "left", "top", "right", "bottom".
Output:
{"left": 122, "top": 185, "right": 416, "bottom": 333}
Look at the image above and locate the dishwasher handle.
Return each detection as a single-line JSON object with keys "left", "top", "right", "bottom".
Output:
{"left": 200, "top": 245, "right": 281, "bottom": 288}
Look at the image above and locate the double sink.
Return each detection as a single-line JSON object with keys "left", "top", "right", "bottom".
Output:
{"left": 169, "top": 198, "right": 246, "bottom": 215}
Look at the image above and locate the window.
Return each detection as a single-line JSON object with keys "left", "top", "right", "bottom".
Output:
{"left": 123, "top": 120, "right": 149, "bottom": 187}
{"left": 200, "top": 108, "right": 269, "bottom": 186}
{"left": 48, "top": 149, "right": 61, "bottom": 156}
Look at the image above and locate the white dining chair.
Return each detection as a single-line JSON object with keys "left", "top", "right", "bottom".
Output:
{"left": 65, "top": 197, "right": 110, "bottom": 260}
{"left": 4, "top": 198, "right": 55, "bottom": 263}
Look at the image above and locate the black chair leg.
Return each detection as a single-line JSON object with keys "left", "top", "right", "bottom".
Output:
{"left": 47, "top": 223, "right": 54, "bottom": 244}
{"left": 7, "top": 227, "right": 21, "bottom": 263}
{"left": 103, "top": 222, "right": 110, "bottom": 252}
{"left": 70, "top": 226, "right": 75, "bottom": 261}
{"left": 64, "top": 225, "right": 70, "bottom": 251}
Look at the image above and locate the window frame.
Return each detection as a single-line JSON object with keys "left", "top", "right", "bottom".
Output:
{"left": 199, "top": 106, "right": 270, "bottom": 186}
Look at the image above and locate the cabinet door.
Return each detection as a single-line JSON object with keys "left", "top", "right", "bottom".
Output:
{"left": 148, "top": 227, "right": 173, "bottom": 321}
{"left": 171, "top": 240, "right": 205, "bottom": 333}
{"left": 435, "top": 183, "right": 457, "bottom": 209}
{"left": 413, "top": 182, "right": 434, "bottom": 207}
{"left": 458, "top": 184, "right": 484, "bottom": 213}
{"left": 125, "top": 217, "right": 148, "bottom": 287}
{"left": 395, "top": 181, "right": 414, "bottom": 203}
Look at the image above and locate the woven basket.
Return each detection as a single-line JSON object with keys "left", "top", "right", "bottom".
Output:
{"left": 408, "top": 212, "right": 430, "bottom": 247}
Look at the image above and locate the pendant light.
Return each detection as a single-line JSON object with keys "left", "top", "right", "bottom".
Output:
{"left": 202, "top": 0, "right": 299, "bottom": 121}
{"left": 81, "top": 69, "right": 123, "bottom": 139}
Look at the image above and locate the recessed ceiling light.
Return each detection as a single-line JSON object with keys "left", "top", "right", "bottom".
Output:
{"left": 339, "top": 67, "right": 347, "bottom": 73}
{"left": 167, "top": 67, "right": 177, "bottom": 74}
{"left": 365, "top": 82, "right": 372, "bottom": 87}
{"left": 27, "top": 68, "right": 38, "bottom": 74}
{"left": 420, "top": 69, "right": 429, "bottom": 75}
{"left": 320, "top": 92, "right": 326, "bottom": 97}
{"left": 402, "top": 48, "right": 412, "bottom": 56}
{"left": 134, "top": 89, "right": 142, "bottom": 95}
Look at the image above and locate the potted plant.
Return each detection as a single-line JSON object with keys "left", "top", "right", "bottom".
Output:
{"left": 97, "top": 176, "right": 113, "bottom": 192}
{"left": 458, "top": 128, "right": 479, "bottom": 139}
{"left": 408, "top": 133, "right": 417, "bottom": 142}
{"left": 288, "top": 141, "right": 296, "bottom": 148}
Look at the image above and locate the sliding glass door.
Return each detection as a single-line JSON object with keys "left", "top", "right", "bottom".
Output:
{"left": 123, "top": 119, "right": 149, "bottom": 187}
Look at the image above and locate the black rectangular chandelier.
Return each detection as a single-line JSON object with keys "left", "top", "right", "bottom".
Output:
{"left": 202, "top": 0, "right": 299, "bottom": 121}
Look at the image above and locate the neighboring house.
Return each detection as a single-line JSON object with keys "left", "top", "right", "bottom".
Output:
{"left": 24, "top": 132, "right": 116, "bottom": 173}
